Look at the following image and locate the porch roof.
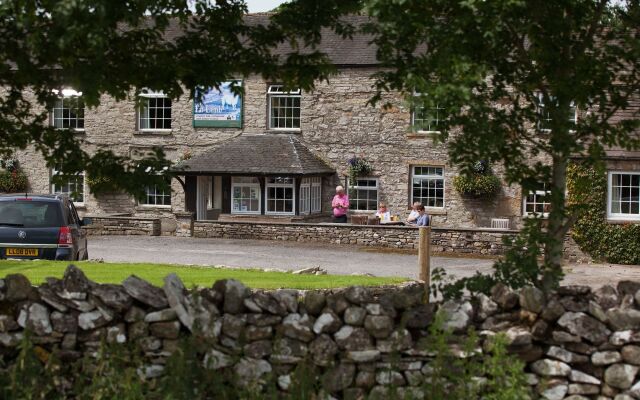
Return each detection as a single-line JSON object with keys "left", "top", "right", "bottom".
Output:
{"left": 176, "top": 134, "right": 335, "bottom": 176}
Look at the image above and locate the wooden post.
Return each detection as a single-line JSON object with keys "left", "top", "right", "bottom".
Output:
{"left": 418, "top": 226, "right": 431, "bottom": 302}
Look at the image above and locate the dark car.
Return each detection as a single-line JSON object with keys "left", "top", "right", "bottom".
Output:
{"left": 0, "top": 194, "right": 90, "bottom": 261}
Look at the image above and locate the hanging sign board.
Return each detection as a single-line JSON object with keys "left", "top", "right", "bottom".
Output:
{"left": 193, "top": 81, "right": 242, "bottom": 128}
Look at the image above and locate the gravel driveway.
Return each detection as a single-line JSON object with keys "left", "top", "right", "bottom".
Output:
{"left": 88, "top": 236, "right": 640, "bottom": 287}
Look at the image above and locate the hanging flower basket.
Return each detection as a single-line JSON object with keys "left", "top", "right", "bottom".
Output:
{"left": 0, "top": 159, "right": 28, "bottom": 193}
{"left": 347, "top": 156, "right": 373, "bottom": 184}
{"left": 453, "top": 161, "right": 501, "bottom": 199}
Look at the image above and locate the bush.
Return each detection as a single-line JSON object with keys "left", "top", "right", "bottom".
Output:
{"left": 453, "top": 173, "right": 501, "bottom": 199}
{"left": 567, "top": 163, "right": 640, "bottom": 265}
{"left": 0, "top": 170, "right": 28, "bottom": 193}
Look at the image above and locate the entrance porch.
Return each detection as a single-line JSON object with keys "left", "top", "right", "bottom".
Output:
{"left": 175, "top": 134, "right": 335, "bottom": 221}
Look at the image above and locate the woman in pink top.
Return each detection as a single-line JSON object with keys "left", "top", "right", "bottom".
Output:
{"left": 331, "top": 185, "right": 350, "bottom": 223}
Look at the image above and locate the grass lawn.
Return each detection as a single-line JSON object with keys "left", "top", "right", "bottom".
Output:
{"left": 0, "top": 260, "right": 407, "bottom": 290}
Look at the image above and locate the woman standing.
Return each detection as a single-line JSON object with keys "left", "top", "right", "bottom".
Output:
{"left": 331, "top": 185, "right": 350, "bottom": 223}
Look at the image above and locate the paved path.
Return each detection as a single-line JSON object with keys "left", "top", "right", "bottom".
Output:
{"left": 88, "top": 236, "right": 640, "bottom": 286}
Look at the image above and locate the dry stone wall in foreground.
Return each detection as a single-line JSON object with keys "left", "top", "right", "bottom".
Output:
{"left": 1, "top": 266, "right": 640, "bottom": 399}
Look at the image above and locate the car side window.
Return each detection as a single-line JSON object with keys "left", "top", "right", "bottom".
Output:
{"left": 70, "top": 202, "right": 81, "bottom": 225}
{"left": 66, "top": 202, "right": 78, "bottom": 226}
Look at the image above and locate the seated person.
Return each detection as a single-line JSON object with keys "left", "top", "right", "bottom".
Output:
{"left": 406, "top": 201, "right": 421, "bottom": 224}
{"left": 415, "top": 205, "right": 430, "bottom": 226}
{"left": 375, "top": 202, "right": 391, "bottom": 223}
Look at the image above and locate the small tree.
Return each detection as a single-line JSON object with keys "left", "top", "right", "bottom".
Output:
{"left": 364, "top": 0, "right": 640, "bottom": 291}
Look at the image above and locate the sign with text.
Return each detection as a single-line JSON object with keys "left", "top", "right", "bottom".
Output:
{"left": 193, "top": 81, "right": 242, "bottom": 128}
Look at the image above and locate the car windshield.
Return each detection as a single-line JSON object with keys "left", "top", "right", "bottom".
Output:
{"left": 0, "top": 201, "right": 63, "bottom": 228}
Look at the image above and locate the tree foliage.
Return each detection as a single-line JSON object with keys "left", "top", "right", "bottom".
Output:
{"left": 364, "top": 0, "right": 640, "bottom": 290}
{"left": 0, "top": 0, "right": 361, "bottom": 198}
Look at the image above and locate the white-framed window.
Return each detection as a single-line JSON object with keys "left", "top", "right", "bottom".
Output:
{"left": 299, "top": 177, "right": 322, "bottom": 214}
{"left": 349, "top": 178, "right": 379, "bottom": 211}
{"left": 310, "top": 177, "right": 321, "bottom": 213}
{"left": 231, "top": 177, "right": 261, "bottom": 214}
{"left": 608, "top": 171, "right": 640, "bottom": 221}
{"left": 139, "top": 91, "right": 172, "bottom": 131}
{"left": 268, "top": 85, "right": 301, "bottom": 130}
{"left": 523, "top": 183, "right": 551, "bottom": 217}
{"left": 412, "top": 94, "right": 444, "bottom": 132}
{"left": 537, "top": 93, "right": 577, "bottom": 131}
{"left": 266, "top": 177, "right": 295, "bottom": 215}
{"left": 140, "top": 184, "right": 171, "bottom": 207}
{"left": 51, "top": 89, "right": 84, "bottom": 130}
{"left": 411, "top": 166, "right": 445, "bottom": 208}
{"left": 51, "top": 167, "right": 85, "bottom": 205}
{"left": 300, "top": 179, "right": 310, "bottom": 215}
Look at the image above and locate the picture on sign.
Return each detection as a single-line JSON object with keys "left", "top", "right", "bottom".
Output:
{"left": 193, "top": 81, "right": 242, "bottom": 127}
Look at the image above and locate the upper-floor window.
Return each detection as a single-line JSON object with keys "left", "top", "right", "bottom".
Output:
{"left": 537, "top": 93, "right": 577, "bottom": 131}
{"left": 523, "top": 183, "right": 551, "bottom": 217}
{"left": 608, "top": 171, "right": 640, "bottom": 221}
{"left": 411, "top": 166, "right": 444, "bottom": 208}
{"left": 51, "top": 166, "right": 85, "bottom": 204}
{"left": 268, "top": 85, "right": 301, "bottom": 130}
{"left": 412, "top": 94, "right": 444, "bottom": 132}
{"left": 349, "top": 178, "right": 379, "bottom": 211}
{"left": 51, "top": 89, "right": 84, "bottom": 130}
{"left": 139, "top": 91, "right": 172, "bottom": 131}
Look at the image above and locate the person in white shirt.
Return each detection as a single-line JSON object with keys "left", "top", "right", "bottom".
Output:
{"left": 375, "top": 202, "right": 391, "bottom": 223}
{"left": 406, "top": 201, "right": 422, "bottom": 224}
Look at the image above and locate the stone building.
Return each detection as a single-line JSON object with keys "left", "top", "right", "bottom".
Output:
{"left": 9, "top": 14, "right": 640, "bottom": 236}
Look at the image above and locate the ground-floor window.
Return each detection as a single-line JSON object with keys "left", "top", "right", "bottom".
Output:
{"left": 141, "top": 184, "right": 171, "bottom": 206}
{"left": 300, "top": 179, "right": 310, "bottom": 214}
{"left": 349, "top": 178, "right": 378, "bottom": 211}
{"left": 310, "top": 177, "right": 321, "bottom": 213}
{"left": 232, "top": 177, "right": 261, "bottom": 214}
{"left": 523, "top": 183, "right": 551, "bottom": 217}
{"left": 266, "top": 177, "right": 295, "bottom": 215}
{"left": 300, "top": 177, "right": 322, "bottom": 214}
{"left": 608, "top": 171, "right": 640, "bottom": 220}
{"left": 411, "top": 166, "right": 444, "bottom": 208}
{"left": 51, "top": 167, "right": 85, "bottom": 204}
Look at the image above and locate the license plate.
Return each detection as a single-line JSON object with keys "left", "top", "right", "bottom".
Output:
{"left": 6, "top": 248, "right": 38, "bottom": 257}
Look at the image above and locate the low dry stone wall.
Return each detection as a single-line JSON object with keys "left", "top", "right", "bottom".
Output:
{"left": 84, "top": 215, "right": 161, "bottom": 236}
{"left": 1, "top": 266, "right": 639, "bottom": 399}
{"left": 192, "top": 220, "right": 515, "bottom": 255}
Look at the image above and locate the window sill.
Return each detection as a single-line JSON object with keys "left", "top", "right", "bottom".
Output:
{"left": 53, "top": 128, "right": 85, "bottom": 134}
{"left": 523, "top": 213, "right": 549, "bottom": 219}
{"left": 136, "top": 130, "right": 173, "bottom": 135}
{"left": 135, "top": 205, "right": 172, "bottom": 211}
{"left": 407, "top": 130, "right": 440, "bottom": 138}
{"left": 607, "top": 217, "right": 640, "bottom": 224}
{"left": 425, "top": 208, "right": 447, "bottom": 215}
{"left": 268, "top": 128, "right": 301, "bottom": 133}
{"left": 74, "top": 204, "right": 87, "bottom": 210}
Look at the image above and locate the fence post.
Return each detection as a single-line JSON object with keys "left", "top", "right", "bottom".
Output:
{"left": 418, "top": 226, "right": 431, "bottom": 301}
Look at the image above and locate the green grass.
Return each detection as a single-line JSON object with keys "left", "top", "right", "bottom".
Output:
{"left": 0, "top": 260, "right": 407, "bottom": 290}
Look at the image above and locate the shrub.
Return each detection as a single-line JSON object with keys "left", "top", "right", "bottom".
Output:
{"left": 0, "top": 170, "right": 28, "bottom": 193}
{"left": 567, "top": 163, "right": 640, "bottom": 265}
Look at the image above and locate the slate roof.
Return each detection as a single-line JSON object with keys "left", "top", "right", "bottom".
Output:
{"left": 176, "top": 134, "right": 335, "bottom": 175}
{"left": 164, "top": 14, "right": 378, "bottom": 66}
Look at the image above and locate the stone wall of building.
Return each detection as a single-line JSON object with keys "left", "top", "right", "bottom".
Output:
{"left": 1, "top": 265, "right": 639, "bottom": 398}
{"left": 10, "top": 68, "right": 524, "bottom": 230}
